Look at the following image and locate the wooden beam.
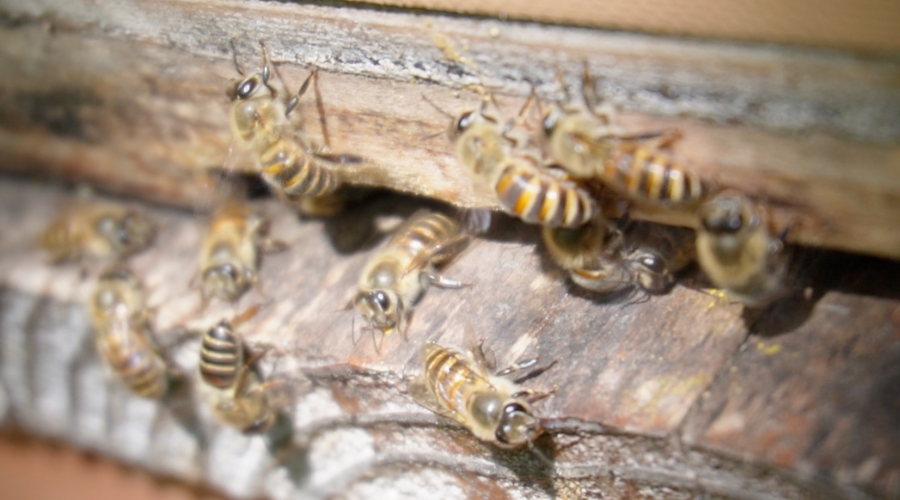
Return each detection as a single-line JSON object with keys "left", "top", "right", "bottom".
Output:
{"left": 2, "top": 179, "right": 898, "bottom": 498}
{"left": 0, "top": 0, "right": 898, "bottom": 260}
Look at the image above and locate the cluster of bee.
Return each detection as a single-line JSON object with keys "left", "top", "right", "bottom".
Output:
{"left": 39, "top": 198, "right": 284, "bottom": 434}
{"left": 435, "top": 67, "right": 791, "bottom": 307}
{"left": 33, "top": 44, "right": 794, "bottom": 454}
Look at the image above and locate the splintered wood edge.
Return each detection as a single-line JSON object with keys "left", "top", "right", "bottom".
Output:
{"left": 0, "top": 0, "right": 898, "bottom": 259}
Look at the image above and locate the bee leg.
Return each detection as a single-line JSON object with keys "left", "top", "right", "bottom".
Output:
{"left": 511, "top": 388, "right": 557, "bottom": 403}
{"left": 260, "top": 238, "right": 289, "bottom": 254}
{"left": 420, "top": 271, "right": 468, "bottom": 289}
{"left": 496, "top": 356, "right": 540, "bottom": 378}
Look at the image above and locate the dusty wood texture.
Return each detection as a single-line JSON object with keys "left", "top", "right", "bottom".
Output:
{"left": 350, "top": 0, "right": 900, "bottom": 54}
{"left": 0, "top": 1, "right": 898, "bottom": 259}
{"left": 1, "top": 178, "right": 899, "bottom": 499}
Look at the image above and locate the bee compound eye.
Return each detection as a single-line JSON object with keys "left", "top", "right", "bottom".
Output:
{"left": 237, "top": 79, "right": 257, "bottom": 99}
{"left": 373, "top": 291, "right": 391, "bottom": 311}
{"left": 456, "top": 112, "right": 473, "bottom": 133}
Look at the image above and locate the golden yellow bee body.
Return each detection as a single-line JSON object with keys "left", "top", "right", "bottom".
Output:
{"left": 414, "top": 342, "right": 543, "bottom": 449}
{"left": 88, "top": 269, "right": 168, "bottom": 399}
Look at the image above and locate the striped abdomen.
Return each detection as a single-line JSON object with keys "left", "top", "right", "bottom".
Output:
{"left": 424, "top": 344, "right": 487, "bottom": 414}
{"left": 259, "top": 138, "right": 340, "bottom": 198}
{"left": 199, "top": 322, "right": 242, "bottom": 390}
{"left": 494, "top": 162, "right": 594, "bottom": 228}
{"left": 602, "top": 143, "right": 704, "bottom": 206}
{"left": 99, "top": 332, "right": 168, "bottom": 398}
{"left": 391, "top": 212, "right": 461, "bottom": 265}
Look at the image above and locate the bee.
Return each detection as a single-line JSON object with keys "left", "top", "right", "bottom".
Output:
{"left": 411, "top": 341, "right": 545, "bottom": 449}
{"left": 542, "top": 67, "right": 707, "bottom": 207}
{"left": 227, "top": 41, "right": 345, "bottom": 203}
{"left": 543, "top": 216, "right": 695, "bottom": 294}
{"left": 39, "top": 202, "right": 154, "bottom": 264}
{"left": 199, "top": 306, "right": 278, "bottom": 433}
{"left": 434, "top": 88, "right": 595, "bottom": 228}
{"left": 541, "top": 215, "right": 631, "bottom": 294}
{"left": 354, "top": 210, "right": 469, "bottom": 348}
{"left": 622, "top": 222, "right": 696, "bottom": 294}
{"left": 696, "top": 192, "right": 788, "bottom": 307}
{"left": 88, "top": 268, "right": 169, "bottom": 399}
{"left": 199, "top": 202, "right": 280, "bottom": 303}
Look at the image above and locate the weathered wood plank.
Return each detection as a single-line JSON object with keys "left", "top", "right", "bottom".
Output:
{"left": 347, "top": 0, "right": 900, "bottom": 53}
{"left": 681, "top": 256, "right": 900, "bottom": 498}
{"left": 0, "top": 178, "right": 896, "bottom": 499}
{"left": 0, "top": 0, "right": 899, "bottom": 259}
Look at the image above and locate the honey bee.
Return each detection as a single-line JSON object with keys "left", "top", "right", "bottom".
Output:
{"left": 39, "top": 202, "right": 154, "bottom": 264}
{"left": 435, "top": 88, "right": 595, "bottom": 228}
{"left": 541, "top": 215, "right": 631, "bottom": 294}
{"left": 543, "top": 217, "right": 695, "bottom": 295}
{"left": 623, "top": 222, "right": 696, "bottom": 294}
{"left": 199, "top": 306, "right": 278, "bottom": 433}
{"left": 696, "top": 192, "right": 788, "bottom": 307}
{"left": 199, "top": 201, "right": 281, "bottom": 303}
{"left": 410, "top": 341, "right": 544, "bottom": 449}
{"left": 354, "top": 210, "right": 469, "bottom": 347}
{"left": 542, "top": 68, "right": 707, "bottom": 207}
{"left": 227, "top": 42, "right": 346, "bottom": 203}
{"left": 88, "top": 268, "right": 169, "bottom": 398}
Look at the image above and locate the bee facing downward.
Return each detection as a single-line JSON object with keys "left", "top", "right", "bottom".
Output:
{"left": 355, "top": 210, "right": 470, "bottom": 349}
{"left": 227, "top": 41, "right": 345, "bottom": 204}
{"left": 436, "top": 88, "right": 595, "bottom": 228}
{"left": 543, "top": 216, "right": 695, "bottom": 295}
{"left": 542, "top": 67, "right": 707, "bottom": 208}
{"left": 696, "top": 192, "right": 789, "bottom": 307}
{"left": 199, "top": 306, "right": 279, "bottom": 433}
{"left": 40, "top": 202, "right": 154, "bottom": 264}
{"left": 411, "top": 341, "right": 546, "bottom": 449}
{"left": 88, "top": 268, "right": 170, "bottom": 399}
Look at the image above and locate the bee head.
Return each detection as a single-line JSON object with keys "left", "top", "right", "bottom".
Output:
{"left": 97, "top": 212, "right": 155, "bottom": 257}
{"left": 630, "top": 250, "right": 673, "bottom": 293}
{"left": 354, "top": 289, "right": 401, "bottom": 331}
{"left": 201, "top": 263, "right": 250, "bottom": 301}
{"left": 92, "top": 268, "right": 143, "bottom": 321}
{"left": 700, "top": 194, "right": 759, "bottom": 236}
{"left": 495, "top": 401, "right": 542, "bottom": 448}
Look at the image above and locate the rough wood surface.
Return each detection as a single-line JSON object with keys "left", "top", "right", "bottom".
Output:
{"left": 0, "top": 178, "right": 898, "bottom": 499}
{"left": 349, "top": 0, "right": 900, "bottom": 53}
{"left": 0, "top": 0, "right": 899, "bottom": 259}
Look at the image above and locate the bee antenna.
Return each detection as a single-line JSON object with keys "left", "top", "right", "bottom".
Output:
{"left": 421, "top": 95, "right": 454, "bottom": 120}
{"left": 229, "top": 39, "right": 245, "bottom": 76}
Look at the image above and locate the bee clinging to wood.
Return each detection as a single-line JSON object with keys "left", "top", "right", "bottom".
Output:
{"left": 430, "top": 87, "right": 595, "bottom": 228}
{"left": 696, "top": 192, "right": 789, "bottom": 307}
{"left": 227, "top": 41, "right": 353, "bottom": 206}
{"left": 543, "top": 216, "right": 695, "bottom": 295}
{"left": 410, "top": 340, "right": 547, "bottom": 449}
{"left": 199, "top": 305, "right": 280, "bottom": 433}
{"left": 542, "top": 66, "right": 708, "bottom": 208}
{"left": 198, "top": 201, "right": 283, "bottom": 304}
{"left": 39, "top": 202, "right": 154, "bottom": 264}
{"left": 88, "top": 268, "right": 171, "bottom": 399}
{"left": 622, "top": 222, "right": 696, "bottom": 294}
{"left": 354, "top": 210, "right": 470, "bottom": 350}
{"left": 542, "top": 215, "right": 632, "bottom": 294}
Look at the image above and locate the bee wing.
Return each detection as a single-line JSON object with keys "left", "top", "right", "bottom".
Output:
{"left": 408, "top": 377, "right": 457, "bottom": 421}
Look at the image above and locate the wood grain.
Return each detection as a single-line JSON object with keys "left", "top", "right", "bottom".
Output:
{"left": 348, "top": 0, "right": 900, "bottom": 54}
{"left": 0, "top": 178, "right": 898, "bottom": 499}
{"left": 0, "top": 0, "right": 898, "bottom": 259}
